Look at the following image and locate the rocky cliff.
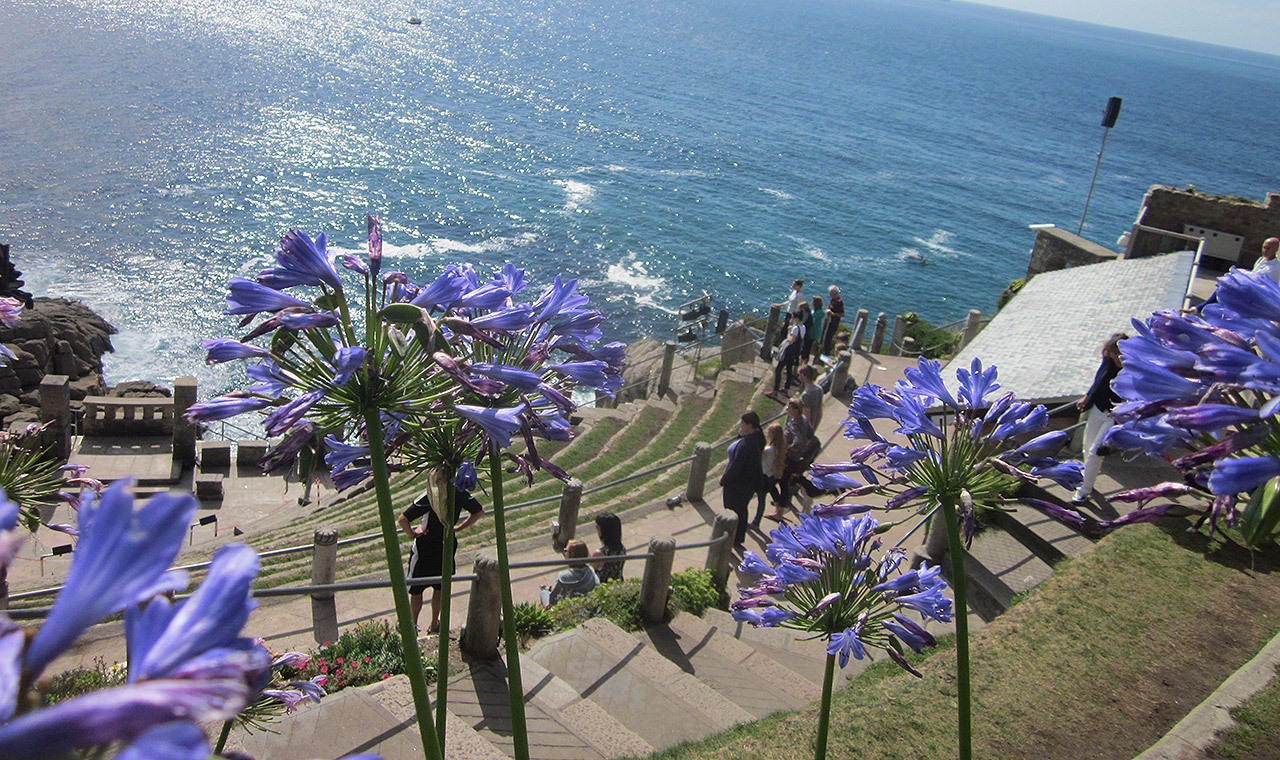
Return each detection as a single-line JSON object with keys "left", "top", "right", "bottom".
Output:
{"left": 0, "top": 298, "right": 116, "bottom": 429}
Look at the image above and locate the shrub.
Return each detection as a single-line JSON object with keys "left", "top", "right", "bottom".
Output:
{"left": 511, "top": 602, "right": 555, "bottom": 647}
{"left": 281, "top": 619, "right": 433, "bottom": 692}
{"left": 670, "top": 569, "right": 719, "bottom": 616}
{"left": 550, "top": 579, "right": 643, "bottom": 632}
{"left": 898, "top": 312, "right": 960, "bottom": 360}
{"left": 43, "top": 658, "right": 127, "bottom": 705}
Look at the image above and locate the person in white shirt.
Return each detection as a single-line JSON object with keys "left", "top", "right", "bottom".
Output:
{"left": 1252, "top": 237, "right": 1280, "bottom": 283}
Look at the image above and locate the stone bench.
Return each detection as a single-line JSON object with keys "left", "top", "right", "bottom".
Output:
{"left": 194, "top": 473, "right": 224, "bottom": 503}
{"left": 237, "top": 439, "right": 271, "bottom": 466}
{"left": 197, "top": 441, "right": 233, "bottom": 470}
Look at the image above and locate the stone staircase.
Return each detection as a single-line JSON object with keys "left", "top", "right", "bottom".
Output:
{"left": 234, "top": 608, "right": 902, "bottom": 760}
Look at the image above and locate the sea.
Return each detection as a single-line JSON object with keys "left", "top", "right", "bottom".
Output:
{"left": 2, "top": 0, "right": 1279, "bottom": 395}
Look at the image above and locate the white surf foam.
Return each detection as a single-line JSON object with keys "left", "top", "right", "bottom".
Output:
{"left": 552, "top": 179, "right": 597, "bottom": 213}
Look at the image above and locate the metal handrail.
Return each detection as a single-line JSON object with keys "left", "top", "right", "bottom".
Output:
{"left": 3, "top": 533, "right": 729, "bottom": 619}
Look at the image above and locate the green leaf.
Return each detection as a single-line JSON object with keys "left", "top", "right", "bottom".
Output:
{"left": 1239, "top": 476, "right": 1280, "bottom": 548}
{"left": 314, "top": 293, "right": 344, "bottom": 312}
{"left": 379, "top": 303, "right": 425, "bottom": 324}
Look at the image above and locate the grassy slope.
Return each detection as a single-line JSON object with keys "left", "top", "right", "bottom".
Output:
{"left": 639, "top": 523, "right": 1280, "bottom": 760}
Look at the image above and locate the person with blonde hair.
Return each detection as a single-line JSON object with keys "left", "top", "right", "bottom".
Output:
{"left": 754, "top": 422, "right": 786, "bottom": 526}
{"left": 544, "top": 540, "right": 599, "bottom": 605}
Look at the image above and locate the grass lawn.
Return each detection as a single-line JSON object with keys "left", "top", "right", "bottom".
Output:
{"left": 637, "top": 522, "right": 1280, "bottom": 760}
{"left": 1206, "top": 663, "right": 1280, "bottom": 759}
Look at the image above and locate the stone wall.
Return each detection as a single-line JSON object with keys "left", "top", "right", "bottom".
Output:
{"left": 0, "top": 298, "right": 115, "bottom": 430}
{"left": 1025, "top": 227, "right": 1119, "bottom": 279}
{"left": 1130, "top": 185, "right": 1280, "bottom": 266}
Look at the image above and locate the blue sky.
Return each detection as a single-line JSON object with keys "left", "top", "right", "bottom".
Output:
{"left": 967, "top": 0, "right": 1280, "bottom": 57}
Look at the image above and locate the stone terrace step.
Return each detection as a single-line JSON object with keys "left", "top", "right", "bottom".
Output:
{"left": 528, "top": 617, "right": 753, "bottom": 751}
{"left": 701, "top": 607, "right": 858, "bottom": 687}
{"left": 644, "top": 611, "right": 821, "bottom": 717}
{"left": 446, "top": 652, "right": 652, "bottom": 760}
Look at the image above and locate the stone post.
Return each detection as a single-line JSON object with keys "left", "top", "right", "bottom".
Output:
{"left": 923, "top": 511, "right": 950, "bottom": 562}
{"left": 961, "top": 309, "right": 983, "bottom": 348}
{"left": 685, "top": 442, "right": 713, "bottom": 502}
{"left": 38, "top": 375, "right": 70, "bottom": 461}
{"left": 173, "top": 377, "right": 198, "bottom": 466}
{"left": 870, "top": 313, "right": 888, "bottom": 354}
{"left": 704, "top": 510, "right": 738, "bottom": 593}
{"left": 658, "top": 341, "right": 677, "bottom": 398}
{"left": 760, "top": 304, "right": 781, "bottom": 361}
{"left": 310, "top": 529, "right": 339, "bottom": 644}
{"left": 552, "top": 479, "right": 583, "bottom": 552}
{"left": 640, "top": 534, "right": 676, "bottom": 624}
{"left": 851, "top": 309, "right": 870, "bottom": 351}
{"left": 461, "top": 553, "right": 502, "bottom": 658}
{"left": 889, "top": 315, "right": 908, "bottom": 357}
{"left": 829, "top": 351, "right": 852, "bottom": 398}
{"left": 901, "top": 336, "right": 917, "bottom": 357}
{"left": 720, "top": 321, "right": 753, "bottom": 370}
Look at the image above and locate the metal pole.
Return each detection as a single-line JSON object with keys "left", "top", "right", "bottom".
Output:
{"left": 1077, "top": 126, "right": 1111, "bottom": 236}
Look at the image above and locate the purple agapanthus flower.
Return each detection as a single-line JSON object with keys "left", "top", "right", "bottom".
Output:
{"left": 185, "top": 396, "right": 272, "bottom": 423}
{"left": 955, "top": 358, "right": 1000, "bottom": 408}
{"left": 470, "top": 363, "right": 543, "bottom": 393}
{"left": 278, "top": 312, "right": 341, "bottom": 331}
{"left": 1208, "top": 456, "right": 1280, "bottom": 496}
{"left": 330, "top": 347, "right": 366, "bottom": 387}
{"left": 225, "top": 277, "right": 312, "bottom": 316}
{"left": 268, "top": 229, "right": 341, "bottom": 290}
{"left": 25, "top": 481, "right": 196, "bottom": 675}
{"left": 124, "top": 544, "right": 259, "bottom": 682}
{"left": 366, "top": 214, "right": 383, "bottom": 278}
{"left": 827, "top": 620, "right": 867, "bottom": 667}
{"left": 201, "top": 339, "right": 271, "bottom": 365}
{"left": 263, "top": 390, "right": 325, "bottom": 438}
{"left": 454, "top": 461, "right": 478, "bottom": 492}
{"left": 455, "top": 404, "right": 526, "bottom": 449}
{"left": 324, "top": 437, "right": 370, "bottom": 474}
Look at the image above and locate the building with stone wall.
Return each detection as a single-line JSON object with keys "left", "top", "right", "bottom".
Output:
{"left": 1123, "top": 185, "right": 1280, "bottom": 271}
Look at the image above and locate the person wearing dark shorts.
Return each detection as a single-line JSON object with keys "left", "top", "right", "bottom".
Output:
{"left": 398, "top": 487, "right": 484, "bottom": 633}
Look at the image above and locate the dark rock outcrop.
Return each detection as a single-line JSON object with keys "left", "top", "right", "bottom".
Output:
{"left": 0, "top": 298, "right": 116, "bottom": 427}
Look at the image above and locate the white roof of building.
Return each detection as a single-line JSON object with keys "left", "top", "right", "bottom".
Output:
{"left": 943, "top": 251, "right": 1195, "bottom": 404}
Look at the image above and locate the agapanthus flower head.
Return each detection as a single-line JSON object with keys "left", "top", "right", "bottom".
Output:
{"left": 733, "top": 512, "right": 946, "bottom": 675}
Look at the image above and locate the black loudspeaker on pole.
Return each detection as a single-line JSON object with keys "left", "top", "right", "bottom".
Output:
{"left": 1079, "top": 96, "right": 1122, "bottom": 235}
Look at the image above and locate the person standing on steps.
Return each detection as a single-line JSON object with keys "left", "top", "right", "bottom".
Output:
{"left": 822, "top": 285, "right": 844, "bottom": 356}
{"left": 769, "top": 311, "right": 806, "bottom": 398}
{"left": 774, "top": 279, "right": 805, "bottom": 321}
{"left": 798, "top": 364, "right": 824, "bottom": 431}
{"left": 398, "top": 483, "right": 485, "bottom": 633}
{"left": 771, "top": 399, "right": 818, "bottom": 519}
{"left": 1073, "top": 332, "right": 1126, "bottom": 504}
{"left": 721, "top": 411, "right": 763, "bottom": 546}
{"left": 753, "top": 422, "right": 785, "bottom": 527}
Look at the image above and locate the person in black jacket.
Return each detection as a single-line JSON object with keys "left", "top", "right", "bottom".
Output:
{"left": 1074, "top": 332, "right": 1126, "bottom": 503}
{"left": 721, "top": 411, "right": 763, "bottom": 546}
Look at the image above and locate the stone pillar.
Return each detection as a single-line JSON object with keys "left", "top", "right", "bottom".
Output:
{"left": 961, "top": 309, "right": 983, "bottom": 348}
{"left": 889, "top": 315, "right": 908, "bottom": 357}
{"left": 173, "top": 377, "right": 198, "bottom": 466}
{"left": 704, "top": 510, "right": 738, "bottom": 593}
{"left": 923, "top": 511, "right": 950, "bottom": 562}
{"left": 658, "top": 342, "right": 677, "bottom": 398}
{"left": 640, "top": 534, "right": 676, "bottom": 624}
{"left": 829, "top": 351, "right": 852, "bottom": 398}
{"left": 720, "top": 321, "right": 754, "bottom": 370}
{"left": 851, "top": 309, "right": 870, "bottom": 351}
{"left": 760, "top": 304, "right": 782, "bottom": 361}
{"left": 552, "top": 479, "right": 583, "bottom": 552}
{"left": 901, "top": 336, "right": 916, "bottom": 358}
{"left": 685, "top": 442, "right": 713, "bottom": 502}
{"left": 462, "top": 554, "right": 502, "bottom": 659}
{"left": 310, "top": 529, "right": 339, "bottom": 644}
{"left": 38, "top": 375, "right": 70, "bottom": 461}
{"left": 870, "top": 313, "right": 888, "bottom": 354}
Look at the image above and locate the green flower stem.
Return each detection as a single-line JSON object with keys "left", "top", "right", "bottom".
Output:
{"left": 214, "top": 719, "right": 232, "bottom": 755}
{"left": 814, "top": 651, "right": 836, "bottom": 760}
{"left": 364, "top": 408, "right": 442, "bottom": 760}
{"left": 435, "top": 482, "right": 455, "bottom": 756}
{"left": 938, "top": 494, "right": 972, "bottom": 760}
{"left": 489, "top": 440, "right": 530, "bottom": 760}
